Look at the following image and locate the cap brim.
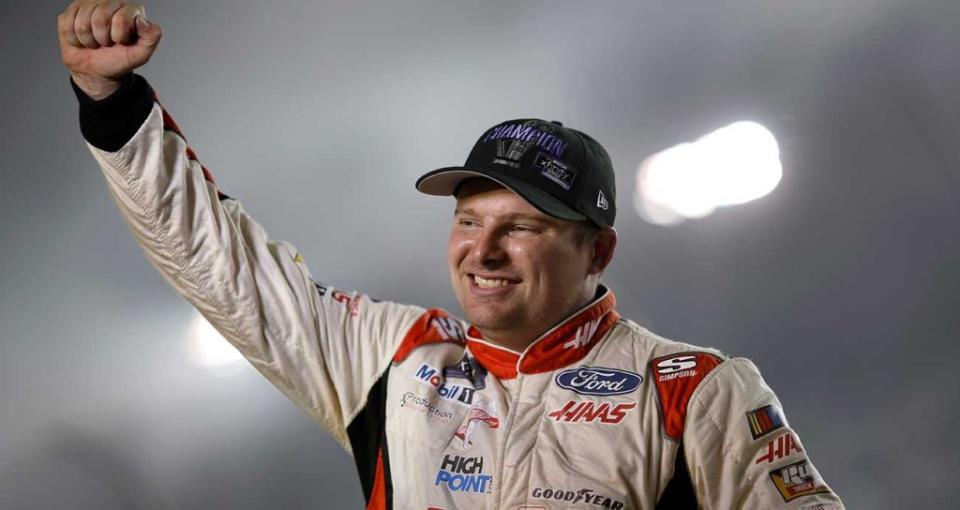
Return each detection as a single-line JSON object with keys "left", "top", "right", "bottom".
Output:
{"left": 415, "top": 167, "right": 586, "bottom": 221}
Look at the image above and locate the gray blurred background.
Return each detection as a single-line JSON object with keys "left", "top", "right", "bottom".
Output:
{"left": 2, "top": 0, "right": 958, "bottom": 508}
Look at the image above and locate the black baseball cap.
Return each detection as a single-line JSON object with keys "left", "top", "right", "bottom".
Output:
{"left": 416, "top": 118, "right": 617, "bottom": 228}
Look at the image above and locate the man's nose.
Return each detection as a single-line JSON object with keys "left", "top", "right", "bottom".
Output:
{"left": 471, "top": 227, "right": 507, "bottom": 266}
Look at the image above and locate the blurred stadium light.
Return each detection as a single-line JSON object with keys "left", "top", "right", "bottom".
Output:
{"left": 189, "top": 312, "right": 243, "bottom": 372}
{"left": 634, "top": 121, "right": 782, "bottom": 225}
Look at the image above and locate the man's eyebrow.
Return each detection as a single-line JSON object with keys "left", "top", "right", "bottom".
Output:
{"left": 453, "top": 208, "right": 551, "bottom": 223}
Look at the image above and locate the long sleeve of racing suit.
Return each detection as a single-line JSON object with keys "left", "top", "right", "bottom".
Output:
{"left": 71, "top": 73, "right": 425, "bottom": 451}
{"left": 682, "top": 357, "right": 841, "bottom": 508}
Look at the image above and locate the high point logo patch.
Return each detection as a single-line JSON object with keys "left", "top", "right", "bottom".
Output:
{"left": 434, "top": 454, "right": 493, "bottom": 494}
{"left": 555, "top": 366, "right": 643, "bottom": 396}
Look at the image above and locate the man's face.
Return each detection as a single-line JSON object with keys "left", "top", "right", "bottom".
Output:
{"left": 448, "top": 179, "right": 598, "bottom": 349}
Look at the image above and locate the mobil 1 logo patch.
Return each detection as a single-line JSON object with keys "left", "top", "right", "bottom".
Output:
{"left": 555, "top": 366, "right": 643, "bottom": 396}
{"left": 413, "top": 362, "right": 476, "bottom": 406}
{"left": 534, "top": 152, "right": 577, "bottom": 190}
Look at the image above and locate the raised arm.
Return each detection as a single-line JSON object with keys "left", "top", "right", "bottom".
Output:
{"left": 58, "top": 0, "right": 428, "bottom": 451}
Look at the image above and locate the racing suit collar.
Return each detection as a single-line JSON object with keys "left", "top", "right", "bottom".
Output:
{"left": 465, "top": 286, "right": 620, "bottom": 379}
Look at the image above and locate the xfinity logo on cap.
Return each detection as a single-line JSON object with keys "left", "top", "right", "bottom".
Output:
{"left": 555, "top": 366, "right": 642, "bottom": 396}
{"left": 534, "top": 152, "right": 577, "bottom": 190}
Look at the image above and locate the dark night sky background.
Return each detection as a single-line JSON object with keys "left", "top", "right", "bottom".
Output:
{"left": 1, "top": 1, "right": 958, "bottom": 508}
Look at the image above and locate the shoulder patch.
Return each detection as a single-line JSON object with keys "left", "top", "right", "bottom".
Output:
{"left": 392, "top": 308, "right": 466, "bottom": 363}
{"left": 650, "top": 351, "right": 724, "bottom": 440}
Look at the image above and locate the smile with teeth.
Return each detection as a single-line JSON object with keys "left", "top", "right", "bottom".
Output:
{"left": 473, "top": 275, "right": 516, "bottom": 289}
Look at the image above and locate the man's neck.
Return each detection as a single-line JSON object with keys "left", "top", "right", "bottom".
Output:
{"left": 475, "top": 287, "right": 603, "bottom": 352}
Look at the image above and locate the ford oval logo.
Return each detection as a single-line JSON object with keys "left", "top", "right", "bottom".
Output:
{"left": 555, "top": 366, "right": 643, "bottom": 396}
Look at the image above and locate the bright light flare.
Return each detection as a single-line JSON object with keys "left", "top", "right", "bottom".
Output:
{"left": 189, "top": 312, "right": 243, "bottom": 369}
{"left": 634, "top": 121, "right": 782, "bottom": 226}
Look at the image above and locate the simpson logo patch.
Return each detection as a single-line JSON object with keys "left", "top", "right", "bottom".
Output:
{"left": 769, "top": 459, "right": 832, "bottom": 502}
{"left": 746, "top": 404, "right": 786, "bottom": 440}
{"left": 649, "top": 351, "right": 724, "bottom": 439}
{"left": 654, "top": 355, "right": 698, "bottom": 381}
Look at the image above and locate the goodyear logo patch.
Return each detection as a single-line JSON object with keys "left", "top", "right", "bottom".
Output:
{"left": 746, "top": 404, "right": 785, "bottom": 440}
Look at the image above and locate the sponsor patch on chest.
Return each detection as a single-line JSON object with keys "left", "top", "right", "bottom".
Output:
{"left": 554, "top": 366, "right": 643, "bottom": 396}
{"left": 413, "top": 362, "right": 476, "bottom": 406}
{"left": 531, "top": 487, "right": 625, "bottom": 509}
{"left": 434, "top": 454, "right": 493, "bottom": 494}
{"left": 546, "top": 400, "right": 637, "bottom": 424}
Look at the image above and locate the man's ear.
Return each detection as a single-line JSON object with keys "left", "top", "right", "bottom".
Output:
{"left": 588, "top": 227, "right": 617, "bottom": 275}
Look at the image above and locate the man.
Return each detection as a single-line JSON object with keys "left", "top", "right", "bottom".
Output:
{"left": 58, "top": 1, "right": 844, "bottom": 508}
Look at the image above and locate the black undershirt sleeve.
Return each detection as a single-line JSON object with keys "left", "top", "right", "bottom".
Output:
{"left": 71, "top": 73, "right": 155, "bottom": 152}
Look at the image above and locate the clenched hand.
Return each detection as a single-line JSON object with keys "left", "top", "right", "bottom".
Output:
{"left": 58, "top": 0, "right": 162, "bottom": 99}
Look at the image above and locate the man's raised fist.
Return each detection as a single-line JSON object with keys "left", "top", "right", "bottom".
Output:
{"left": 58, "top": 0, "right": 162, "bottom": 99}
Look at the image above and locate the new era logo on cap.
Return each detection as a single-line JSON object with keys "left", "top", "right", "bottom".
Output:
{"left": 597, "top": 189, "right": 609, "bottom": 210}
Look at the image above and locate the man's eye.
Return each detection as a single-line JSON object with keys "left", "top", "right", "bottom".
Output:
{"left": 511, "top": 225, "right": 537, "bottom": 234}
{"left": 457, "top": 218, "right": 478, "bottom": 227}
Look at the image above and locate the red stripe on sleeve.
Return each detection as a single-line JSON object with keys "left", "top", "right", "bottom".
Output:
{"left": 651, "top": 352, "right": 724, "bottom": 440}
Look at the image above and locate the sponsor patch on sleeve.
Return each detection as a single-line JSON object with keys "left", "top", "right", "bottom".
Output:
{"left": 393, "top": 309, "right": 466, "bottom": 363}
{"left": 746, "top": 404, "right": 786, "bottom": 440}
{"left": 649, "top": 351, "right": 724, "bottom": 440}
{"left": 769, "top": 459, "right": 832, "bottom": 502}
{"left": 754, "top": 432, "right": 803, "bottom": 464}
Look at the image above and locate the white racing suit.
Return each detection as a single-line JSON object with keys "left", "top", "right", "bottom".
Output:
{"left": 73, "top": 74, "right": 844, "bottom": 510}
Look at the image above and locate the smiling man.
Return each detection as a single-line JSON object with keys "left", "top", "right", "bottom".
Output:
{"left": 60, "top": 1, "right": 844, "bottom": 508}
{"left": 444, "top": 179, "right": 614, "bottom": 352}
